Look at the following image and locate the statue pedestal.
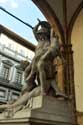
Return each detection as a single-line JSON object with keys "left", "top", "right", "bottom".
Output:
{"left": 0, "top": 95, "right": 74, "bottom": 125}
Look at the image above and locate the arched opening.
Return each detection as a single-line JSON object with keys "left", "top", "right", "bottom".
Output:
{"left": 71, "top": 9, "right": 83, "bottom": 112}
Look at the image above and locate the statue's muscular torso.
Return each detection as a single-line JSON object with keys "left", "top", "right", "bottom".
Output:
{"left": 35, "top": 40, "right": 50, "bottom": 59}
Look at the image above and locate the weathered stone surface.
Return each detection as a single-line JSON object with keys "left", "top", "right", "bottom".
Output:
{"left": 0, "top": 95, "right": 74, "bottom": 125}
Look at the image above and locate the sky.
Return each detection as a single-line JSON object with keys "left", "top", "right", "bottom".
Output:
{"left": 0, "top": 0, "right": 46, "bottom": 45}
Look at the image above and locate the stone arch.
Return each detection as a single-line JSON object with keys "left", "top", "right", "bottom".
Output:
{"left": 68, "top": 1, "right": 83, "bottom": 43}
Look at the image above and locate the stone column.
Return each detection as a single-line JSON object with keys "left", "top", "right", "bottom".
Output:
{"left": 64, "top": 43, "right": 77, "bottom": 125}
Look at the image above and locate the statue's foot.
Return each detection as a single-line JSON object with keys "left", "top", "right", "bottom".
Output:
{"left": 0, "top": 104, "right": 9, "bottom": 110}
{"left": 41, "top": 92, "right": 47, "bottom": 96}
{"left": 56, "top": 92, "right": 68, "bottom": 99}
{"left": 41, "top": 89, "right": 48, "bottom": 96}
{"left": 4, "top": 107, "right": 15, "bottom": 118}
{"left": 5, "top": 105, "right": 24, "bottom": 117}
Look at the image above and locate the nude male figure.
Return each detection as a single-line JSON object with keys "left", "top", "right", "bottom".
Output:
{"left": 24, "top": 21, "right": 63, "bottom": 95}
{"left": 0, "top": 21, "right": 66, "bottom": 112}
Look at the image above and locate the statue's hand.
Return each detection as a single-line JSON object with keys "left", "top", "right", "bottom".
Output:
{"left": 61, "top": 58, "right": 66, "bottom": 65}
{"left": 50, "top": 28, "right": 59, "bottom": 40}
{"left": 20, "top": 60, "right": 29, "bottom": 70}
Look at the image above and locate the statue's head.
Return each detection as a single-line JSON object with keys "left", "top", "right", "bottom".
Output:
{"left": 34, "top": 21, "right": 51, "bottom": 41}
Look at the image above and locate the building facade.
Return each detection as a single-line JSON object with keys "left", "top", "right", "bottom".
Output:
{"left": 0, "top": 25, "right": 35, "bottom": 104}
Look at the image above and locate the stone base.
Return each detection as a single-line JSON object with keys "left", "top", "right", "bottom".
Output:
{"left": 0, "top": 95, "right": 75, "bottom": 125}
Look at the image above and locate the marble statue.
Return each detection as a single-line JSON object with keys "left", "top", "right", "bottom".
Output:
{"left": 0, "top": 21, "right": 67, "bottom": 116}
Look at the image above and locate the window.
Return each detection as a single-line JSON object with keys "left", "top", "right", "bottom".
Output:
{"left": 15, "top": 69, "right": 22, "bottom": 84}
{"left": 2, "top": 64, "right": 10, "bottom": 80}
{"left": 1, "top": 60, "right": 13, "bottom": 81}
